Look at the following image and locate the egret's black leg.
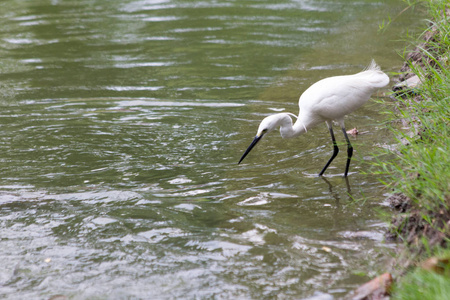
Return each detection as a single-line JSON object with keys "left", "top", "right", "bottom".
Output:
{"left": 341, "top": 127, "right": 353, "bottom": 177}
{"left": 318, "top": 122, "right": 339, "bottom": 176}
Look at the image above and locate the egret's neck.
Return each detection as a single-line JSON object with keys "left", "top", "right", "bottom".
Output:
{"left": 279, "top": 113, "right": 322, "bottom": 138}
{"left": 278, "top": 116, "right": 307, "bottom": 139}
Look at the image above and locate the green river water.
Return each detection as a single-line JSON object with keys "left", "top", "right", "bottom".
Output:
{"left": 0, "top": 0, "right": 420, "bottom": 299}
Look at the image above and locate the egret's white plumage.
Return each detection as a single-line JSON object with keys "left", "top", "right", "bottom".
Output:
{"left": 239, "top": 60, "right": 389, "bottom": 177}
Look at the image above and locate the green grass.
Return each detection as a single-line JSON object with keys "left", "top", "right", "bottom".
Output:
{"left": 392, "top": 250, "right": 450, "bottom": 300}
{"left": 374, "top": 0, "right": 450, "bottom": 231}
{"left": 393, "top": 268, "right": 450, "bottom": 300}
{"left": 373, "top": 0, "right": 450, "bottom": 298}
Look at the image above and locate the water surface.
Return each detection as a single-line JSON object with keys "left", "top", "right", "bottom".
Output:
{"left": 0, "top": 0, "right": 419, "bottom": 299}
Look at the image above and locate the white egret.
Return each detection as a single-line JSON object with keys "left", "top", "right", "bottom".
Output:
{"left": 238, "top": 60, "right": 389, "bottom": 177}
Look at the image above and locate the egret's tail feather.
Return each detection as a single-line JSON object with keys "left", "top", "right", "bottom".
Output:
{"left": 360, "top": 59, "right": 389, "bottom": 88}
{"left": 366, "top": 59, "right": 380, "bottom": 71}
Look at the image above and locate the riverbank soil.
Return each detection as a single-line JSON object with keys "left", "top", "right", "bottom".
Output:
{"left": 386, "top": 193, "right": 449, "bottom": 252}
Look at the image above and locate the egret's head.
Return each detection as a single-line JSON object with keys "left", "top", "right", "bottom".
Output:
{"left": 256, "top": 113, "right": 285, "bottom": 137}
{"left": 238, "top": 113, "right": 286, "bottom": 164}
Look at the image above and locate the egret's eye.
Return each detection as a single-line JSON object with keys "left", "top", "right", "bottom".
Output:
{"left": 262, "top": 129, "right": 268, "bottom": 133}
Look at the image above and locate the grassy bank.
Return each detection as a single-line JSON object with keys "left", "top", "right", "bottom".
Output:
{"left": 376, "top": 0, "right": 450, "bottom": 298}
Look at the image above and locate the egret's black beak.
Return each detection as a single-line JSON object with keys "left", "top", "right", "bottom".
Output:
{"left": 238, "top": 134, "right": 264, "bottom": 164}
